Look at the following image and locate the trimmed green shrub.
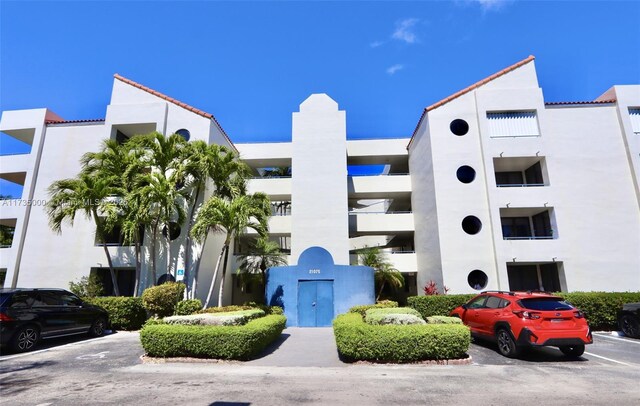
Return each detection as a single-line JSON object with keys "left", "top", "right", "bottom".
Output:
{"left": 349, "top": 300, "right": 400, "bottom": 317}
{"left": 142, "top": 282, "right": 186, "bottom": 318}
{"left": 427, "top": 316, "right": 463, "bottom": 325}
{"left": 164, "top": 309, "right": 265, "bottom": 326}
{"left": 407, "top": 294, "right": 476, "bottom": 318}
{"left": 198, "top": 305, "right": 253, "bottom": 314}
{"left": 556, "top": 292, "right": 640, "bottom": 331}
{"left": 244, "top": 301, "right": 284, "bottom": 315}
{"left": 84, "top": 297, "right": 147, "bottom": 330}
{"left": 69, "top": 274, "right": 104, "bottom": 298}
{"left": 174, "top": 299, "right": 203, "bottom": 316}
{"left": 140, "top": 314, "right": 287, "bottom": 360}
{"left": 333, "top": 313, "right": 470, "bottom": 362}
{"left": 365, "top": 307, "right": 425, "bottom": 325}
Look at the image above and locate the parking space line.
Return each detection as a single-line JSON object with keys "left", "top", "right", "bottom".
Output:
{"left": 593, "top": 333, "right": 640, "bottom": 345}
{"left": 0, "top": 332, "right": 118, "bottom": 362}
{"left": 584, "top": 351, "right": 631, "bottom": 366}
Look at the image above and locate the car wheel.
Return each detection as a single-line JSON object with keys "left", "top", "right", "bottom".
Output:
{"left": 88, "top": 317, "right": 107, "bottom": 337}
{"left": 619, "top": 315, "right": 640, "bottom": 339}
{"left": 496, "top": 328, "right": 520, "bottom": 358}
{"left": 559, "top": 344, "right": 585, "bottom": 357}
{"left": 11, "top": 326, "right": 40, "bottom": 353}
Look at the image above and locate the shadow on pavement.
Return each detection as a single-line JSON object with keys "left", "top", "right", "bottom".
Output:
{"left": 0, "top": 330, "right": 117, "bottom": 356}
{"left": 472, "top": 337, "right": 588, "bottom": 363}
{"left": 250, "top": 333, "right": 290, "bottom": 360}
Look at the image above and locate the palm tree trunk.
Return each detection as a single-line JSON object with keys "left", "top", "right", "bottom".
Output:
{"left": 191, "top": 233, "right": 207, "bottom": 299}
{"left": 92, "top": 209, "right": 120, "bottom": 296}
{"left": 203, "top": 240, "right": 225, "bottom": 309}
{"left": 376, "top": 281, "right": 386, "bottom": 302}
{"left": 150, "top": 219, "right": 160, "bottom": 285}
{"left": 164, "top": 223, "right": 171, "bottom": 278}
{"left": 217, "top": 242, "right": 231, "bottom": 308}
{"left": 133, "top": 240, "right": 141, "bottom": 297}
{"left": 183, "top": 185, "right": 202, "bottom": 298}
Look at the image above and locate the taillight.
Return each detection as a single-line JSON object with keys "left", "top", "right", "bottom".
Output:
{"left": 573, "top": 310, "right": 585, "bottom": 319}
{"left": 0, "top": 313, "right": 13, "bottom": 322}
{"left": 513, "top": 310, "right": 541, "bottom": 319}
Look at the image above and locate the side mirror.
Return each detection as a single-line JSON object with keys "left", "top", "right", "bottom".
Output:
{"left": 461, "top": 304, "right": 468, "bottom": 310}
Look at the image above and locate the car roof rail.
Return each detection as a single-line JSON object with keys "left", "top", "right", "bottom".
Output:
{"left": 481, "top": 290, "right": 515, "bottom": 296}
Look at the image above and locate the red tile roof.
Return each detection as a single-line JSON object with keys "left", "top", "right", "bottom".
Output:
{"left": 113, "top": 74, "right": 237, "bottom": 152}
{"left": 46, "top": 118, "right": 105, "bottom": 125}
{"left": 407, "top": 55, "right": 536, "bottom": 150}
{"left": 544, "top": 99, "right": 616, "bottom": 106}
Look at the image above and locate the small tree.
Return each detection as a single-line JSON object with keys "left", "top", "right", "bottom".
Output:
{"left": 236, "top": 236, "right": 288, "bottom": 294}
{"left": 357, "top": 247, "right": 404, "bottom": 301}
{"left": 69, "top": 275, "right": 105, "bottom": 298}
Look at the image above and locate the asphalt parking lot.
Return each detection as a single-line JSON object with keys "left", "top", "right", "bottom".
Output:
{"left": 1, "top": 330, "right": 639, "bottom": 405}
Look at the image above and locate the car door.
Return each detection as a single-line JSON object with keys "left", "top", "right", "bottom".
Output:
{"left": 31, "top": 290, "right": 78, "bottom": 337}
{"left": 59, "top": 291, "right": 93, "bottom": 331}
{"left": 475, "top": 295, "right": 503, "bottom": 336}
{"left": 462, "top": 295, "right": 488, "bottom": 334}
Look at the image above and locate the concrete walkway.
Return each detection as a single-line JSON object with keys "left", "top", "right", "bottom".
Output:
{"left": 247, "top": 327, "right": 345, "bottom": 367}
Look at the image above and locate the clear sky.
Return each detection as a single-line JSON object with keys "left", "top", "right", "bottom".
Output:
{"left": 1, "top": 0, "right": 639, "bottom": 147}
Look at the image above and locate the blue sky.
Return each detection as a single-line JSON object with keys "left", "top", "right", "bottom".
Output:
{"left": 1, "top": 1, "right": 639, "bottom": 153}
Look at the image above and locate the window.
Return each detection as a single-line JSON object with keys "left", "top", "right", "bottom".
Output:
{"left": 487, "top": 111, "right": 539, "bottom": 137}
{"left": 97, "top": 223, "right": 144, "bottom": 246}
{"left": 467, "top": 296, "right": 487, "bottom": 309}
{"left": 175, "top": 129, "right": 191, "bottom": 141}
{"left": 507, "top": 263, "right": 561, "bottom": 292}
{"left": 467, "top": 270, "right": 488, "bottom": 290}
{"left": 462, "top": 216, "right": 482, "bottom": 235}
{"left": 33, "top": 291, "right": 62, "bottom": 306}
{"left": 59, "top": 292, "right": 83, "bottom": 307}
{"left": 500, "top": 209, "right": 554, "bottom": 240}
{"left": 630, "top": 108, "right": 640, "bottom": 134}
{"left": 484, "top": 296, "right": 503, "bottom": 309}
{"left": 501, "top": 217, "right": 532, "bottom": 239}
{"left": 519, "top": 298, "right": 573, "bottom": 311}
{"left": 450, "top": 119, "right": 470, "bottom": 136}
{"left": 456, "top": 166, "right": 476, "bottom": 184}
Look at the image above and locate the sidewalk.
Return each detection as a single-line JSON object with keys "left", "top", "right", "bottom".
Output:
{"left": 247, "top": 327, "right": 345, "bottom": 367}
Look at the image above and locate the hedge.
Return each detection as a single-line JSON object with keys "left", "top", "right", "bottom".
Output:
{"left": 408, "top": 292, "right": 640, "bottom": 331}
{"left": 364, "top": 307, "right": 425, "bottom": 325}
{"left": 427, "top": 316, "right": 463, "bottom": 325}
{"left": 333, "top": 313, "right": 470, "bottom": 362}
{"left": 142, "top": 282, "right": 186, "bottom": 318}
{"left": 349, "top": 300, "right": 399, "bottom": 317}
{"left": 84, "top": 297, "right": 147, "bottom": 330}
{"left": 199, "top": 304, "right": 284, "bottom": 315}
{"left": 164, "top": 309, "right": 265, "bottom": 326}
{"left": 556, "top": 292, "right": 640, "bottom": 331}
{"left": 407, "top": 295, "right": 476, "bottom": 319}
{"left": 174, "top": 299, "right": 203, "bottom": 316}
{"left": 140, "top": 314, "right": 286, "bottom": 360}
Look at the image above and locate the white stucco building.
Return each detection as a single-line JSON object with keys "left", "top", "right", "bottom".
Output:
{"left": 1, "top": 55, "right": 639, "bottom": 303}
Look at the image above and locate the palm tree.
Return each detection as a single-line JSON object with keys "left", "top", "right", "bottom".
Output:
{"left": 236, "top": 236, "right": 288, "bottom": 293}
{"left": 180, "top": 142, "right": 249, "bottom": 298}
{"left": 191, "top": 191, "right": 271, "bottom": 308}
{"left": 47, "top": 173, "right": 123, "bottom": 295}
{"left": 127, "top": 132, "right": 189, "bottom": 286}
{"left": 358, "top": 246, "right": 404, "bottom": 301}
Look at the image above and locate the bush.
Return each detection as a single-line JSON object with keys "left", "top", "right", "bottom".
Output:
{"left": 556, "top": 292, "right": 640, "bottom": 331}
{"left": 84, "top": 297, "right": 147, "bottom": 330}
{"left": 407, "top": 294, "right": 476, "bottom": 319}
{"left": 198, "top": 305, "right": 253, "bottom": 314}
{"left": 69, "top": 274, "right": 104, "bottom": 298}
{"left": 333, "top": 313, "right": 470, "bottom": 362}
{"left": 174, "top": 299, "right": 203, "bottom": 316}
{"left": 349, "top": 300, "right": 400, "bottom": 317}
{"left": 364, "top": 307, "right": 425, "bottom": 325}
{"left": 244, "top": 301, "right": 284, "bottom": 315}
{"left": 427, "top": 316, "right": 463, "bottom": 325}
{"left": 142, "top": 282, "right": 186, "bottom": 318}
{"left": 164, "top": 309, "right": 265, "bottom": 326}
{"left": 140, "top": 314, "right": 287, "bottom": 360}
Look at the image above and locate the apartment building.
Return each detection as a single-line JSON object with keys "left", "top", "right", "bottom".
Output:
{"left": 1, "top": 55, "right": 639, "bottom": 308}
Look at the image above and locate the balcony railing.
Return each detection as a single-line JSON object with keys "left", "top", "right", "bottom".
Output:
{"left": 349, "top": 173, "right": 409, "bottom": 177}
{"left": 497, "top": 183, "right": 545, "bottom": 188}
{"left": 348, "top": 210, "right": 413, "bottom": 215}
{"left": 503, "top": 236, "right": 553, "bottom": 240}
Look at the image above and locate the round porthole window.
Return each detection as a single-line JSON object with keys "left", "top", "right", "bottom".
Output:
{"left": 462, "top": 215, "right": 482, "bottom": 235}
{"left": 162, "top": 222, "right": 182, "bottom": 241}
{"left": 468, "top": 270, "right": 488, "bottom": 290}
{"left": 450, "top": 119, "right": 469, "bottom": 136}
{"left": 157, "top": 273, "right": 176, "bottom": 285}
{"left": 175, "top": 128, "right": 191, "bottom": 141}
{"left": 456, "top": 165, "right": 476, "bottom": 184}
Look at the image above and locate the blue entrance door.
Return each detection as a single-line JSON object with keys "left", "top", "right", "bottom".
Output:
{"left": 298, "top": 280, "right": 334, "bottom": 327}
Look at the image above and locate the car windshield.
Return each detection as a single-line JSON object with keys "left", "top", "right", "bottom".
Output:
{"left": 519, "top": 298, "right": 574, "bottom": 311}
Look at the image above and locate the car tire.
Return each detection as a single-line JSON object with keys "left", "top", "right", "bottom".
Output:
{"left": 559, "top": 344, "right": 585, "bottom": 357}
{"left": 496, "top": 328, "right": 520, "bottom": 358}
{"left": 11, "top": 325, "right": 40, "bottom": 353}
{"left": 619, "top": 314, "right": 640, "bottom": 339}
{"left": 88, "top": 317, "right": 107, "bottom": 337}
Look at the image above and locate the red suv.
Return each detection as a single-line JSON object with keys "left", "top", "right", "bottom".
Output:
{"left": 450, "top": 291, "right": 592, "bottom": 358}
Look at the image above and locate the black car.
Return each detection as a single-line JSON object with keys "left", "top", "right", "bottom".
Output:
{"left": 618, "top": 302, "right": 640, "bottom": 339}
{"left": 0, "top": 288, "right": 109, "bottom": 352}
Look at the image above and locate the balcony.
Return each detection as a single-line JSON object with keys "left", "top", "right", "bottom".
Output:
{"left": 494, "top": 156, "right": 548, "bottom": 187}
{"left": 349, "top": 211, "right": 414, "bottom": 235}
{"left": 245, "top": 215, "right": 291, "bottom": 236}
{"left": 348, "top": 174, "right": 411, "bottom": 199}
{"left": 247, "top": 177, "right": 292, "bottom": 200}
{"left": 0, "top": 218, "right": 16, "bottom": 249}
{"left": 500, "top": 207, "right": 555, "bottom": 240}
